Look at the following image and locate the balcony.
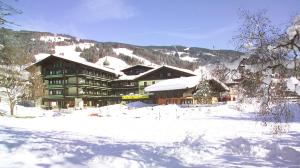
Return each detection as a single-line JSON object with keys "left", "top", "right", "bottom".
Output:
{"left": 78, "top": 73, "right": 113, "bottom": 81}
{"left": 45, "top": 84, "right": 63, "bottom": 89}
{"left": 43, "top": 95, "right": 64, "bottom": 99}
{"left": 44, "top": 74, "right": 63, "bottom": 79}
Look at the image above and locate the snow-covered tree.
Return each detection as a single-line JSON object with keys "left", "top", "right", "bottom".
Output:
{"left": 0, "top": 65, "right": 30, "bottom": 115}
{"left": 234, "top": 10, "right": 300, "bottom": 132}
{"left": 0, "top": 13, "right": 31, "bottom": 115}
{"left": 193, "top": 81, "right": 212, "bottom": 104}
{"left": 211, "top": 63, "right": 230, "bottom": 82}
{"left": 103, "top": 56, "right": 110, "bottom": 66}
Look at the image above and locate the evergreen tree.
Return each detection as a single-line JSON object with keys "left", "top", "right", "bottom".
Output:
{"left": 193, "top": 81, "right": 212, "bottom": 104}
{"left": 103, "top": 56, "right": 110, "bottom": 66}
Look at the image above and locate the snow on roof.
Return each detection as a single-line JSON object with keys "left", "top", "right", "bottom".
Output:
{"left": 163, "top": 65, "right": 196, "bottom": 75}
{"left": 145, "top": 76, "right": 202, "bottom": 92}
{"left": 121, "top": 64, "right": 155, "bottom": 71}
{"left": 145, "top": 76, "right": 229, "bottom": 92}
{"left": 96, "top": 56, "right": 129, "bottom": 71}
{"left": 135, "top": 65, "right": 197, "bottom": 80}
{"left": 30, "top": 54, "right": 120, "bottom": 75}
{"left": 115, "top": 74, "right": 139, "bottom": 81}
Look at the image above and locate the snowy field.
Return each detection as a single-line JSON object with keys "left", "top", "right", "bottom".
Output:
{"left": 0, "top": 101, "right": 300, "bottom": 168}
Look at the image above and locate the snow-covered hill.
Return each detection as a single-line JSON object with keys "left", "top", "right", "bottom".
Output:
{"left": 113, "top": 48, "right": 153, "bottom": 65}
{"left": 179, "top": 55, "right": 199, "bottom": 62}
{"left": 39, "top": 35, "right": 71, "bottom": 42}
{"left": 1, "top": 29, "right": 244, "bottom": 73}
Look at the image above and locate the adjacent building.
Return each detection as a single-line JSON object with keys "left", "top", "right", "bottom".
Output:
{"left": 145, "top": 76, "right": 229, "bottom": 105}
{"left": 134, "top": 65, "right": 197, "bottom": 95}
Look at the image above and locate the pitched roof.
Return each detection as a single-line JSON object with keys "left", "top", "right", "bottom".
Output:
{"left": 145, "top": 76, "right": 229, "bottom": 92}
{"left": 134, "top": 65, "right": 197, "bottom": 80}
{"left": 145, "top": 76, "right": 201, "bottom": 92}
{"left": 120, "top": 64, "right": 155, "bottom": 72}
{"left": 27, "top": 54, "right": 121, "bottom": 75}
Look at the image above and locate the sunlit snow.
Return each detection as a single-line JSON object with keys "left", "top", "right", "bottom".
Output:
{"left": 0, "top": 100, "right": 300, "bottom": 167}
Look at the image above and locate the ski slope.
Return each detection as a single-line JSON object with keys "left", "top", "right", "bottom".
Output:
{"left": 113, "top": 48, "right": 152, "bottom": 65}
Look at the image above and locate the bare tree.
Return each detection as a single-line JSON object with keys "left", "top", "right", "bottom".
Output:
{"left": 0, "top": 0, "right": 21, "bottom": 26}
{"left": 211, "top": 63, "right": 231, "bottom": 82}
{"left": 234, "top": 10, "right": 300, "bottom": 133}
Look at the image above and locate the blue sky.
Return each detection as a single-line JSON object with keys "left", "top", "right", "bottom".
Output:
{"left": 5, "top": 0, "right": 300, "bottom": 49}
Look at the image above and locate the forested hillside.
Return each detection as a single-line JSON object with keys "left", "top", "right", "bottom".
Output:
{"left": 0, "top": 28, "right": 243, "bottom": 70}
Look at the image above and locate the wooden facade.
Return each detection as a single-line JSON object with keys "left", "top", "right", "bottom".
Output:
{"left": 135, "top": 66, "right": 195, "bottom": 81}
{"left": 33, "top": 55, "right": 119, "bottom": 108}
{"left": 149, "top": 79, "right": 228, "bottom": 105}
{"left": 121, "top": 65, "right": 154, "bottom": 76}
{"left": 136, "top": 66, "right": 196, "bottom": 95}
{"left": 111, "top": 80, "right": 139, "bottom": 96}
{"left": 111, "top": 65, "right": 196, "bottom": 103}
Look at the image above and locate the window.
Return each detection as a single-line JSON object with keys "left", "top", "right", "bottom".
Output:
{"left": 144, "top": 82, "right": 147, "bottom": 87}
{"left": 160, "top": 73, "right": 163, "bottom": 78}
{"left": 167, "top": 72, "right": 171, "bottom": 77}
{"left": 49, "top": 89, "right": 63, "bottom": 95}
{"left": 57, "top": 90, "right": 62, "bottom": 95}
{"left": 152, "top": 81, "right": 155, "bottom": 84}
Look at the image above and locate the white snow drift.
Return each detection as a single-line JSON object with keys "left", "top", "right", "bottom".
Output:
{"left": 0, "top": 100, "right": 300, "bottom": 168}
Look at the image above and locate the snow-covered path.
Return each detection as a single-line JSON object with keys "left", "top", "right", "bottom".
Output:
{"left": 0, "top": 103, "right": 300, "bottom": 168}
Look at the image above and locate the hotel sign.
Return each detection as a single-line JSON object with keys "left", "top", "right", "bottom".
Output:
{"left": 122, "top": 94, "right": 149, "bottom": 100}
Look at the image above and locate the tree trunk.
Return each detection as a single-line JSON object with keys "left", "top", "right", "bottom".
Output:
{"left": 9, "top": 100, "right": 15, "bottom": 116}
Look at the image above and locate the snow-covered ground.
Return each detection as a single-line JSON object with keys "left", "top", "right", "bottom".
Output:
{"left": 35, "top": 42, "right": 94, "bottom": 63}
{"left": 40, "top": 35, "right": 71, "bottom": 43}
{"left": 113, "top": 48, "right": 153, "bottom": 65}
{"left": 203, "top": 52, "right": 216, "bottom": 57}
{"left": 0, "top": 101, "right": 300, "bottom": 168}
{"left": 179, "top": 55, "right": 198, "bottom": 62}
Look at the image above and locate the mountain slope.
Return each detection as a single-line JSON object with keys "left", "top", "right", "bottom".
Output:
{"left": 0, "top": 28, "right": 243, "bottom": 71}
